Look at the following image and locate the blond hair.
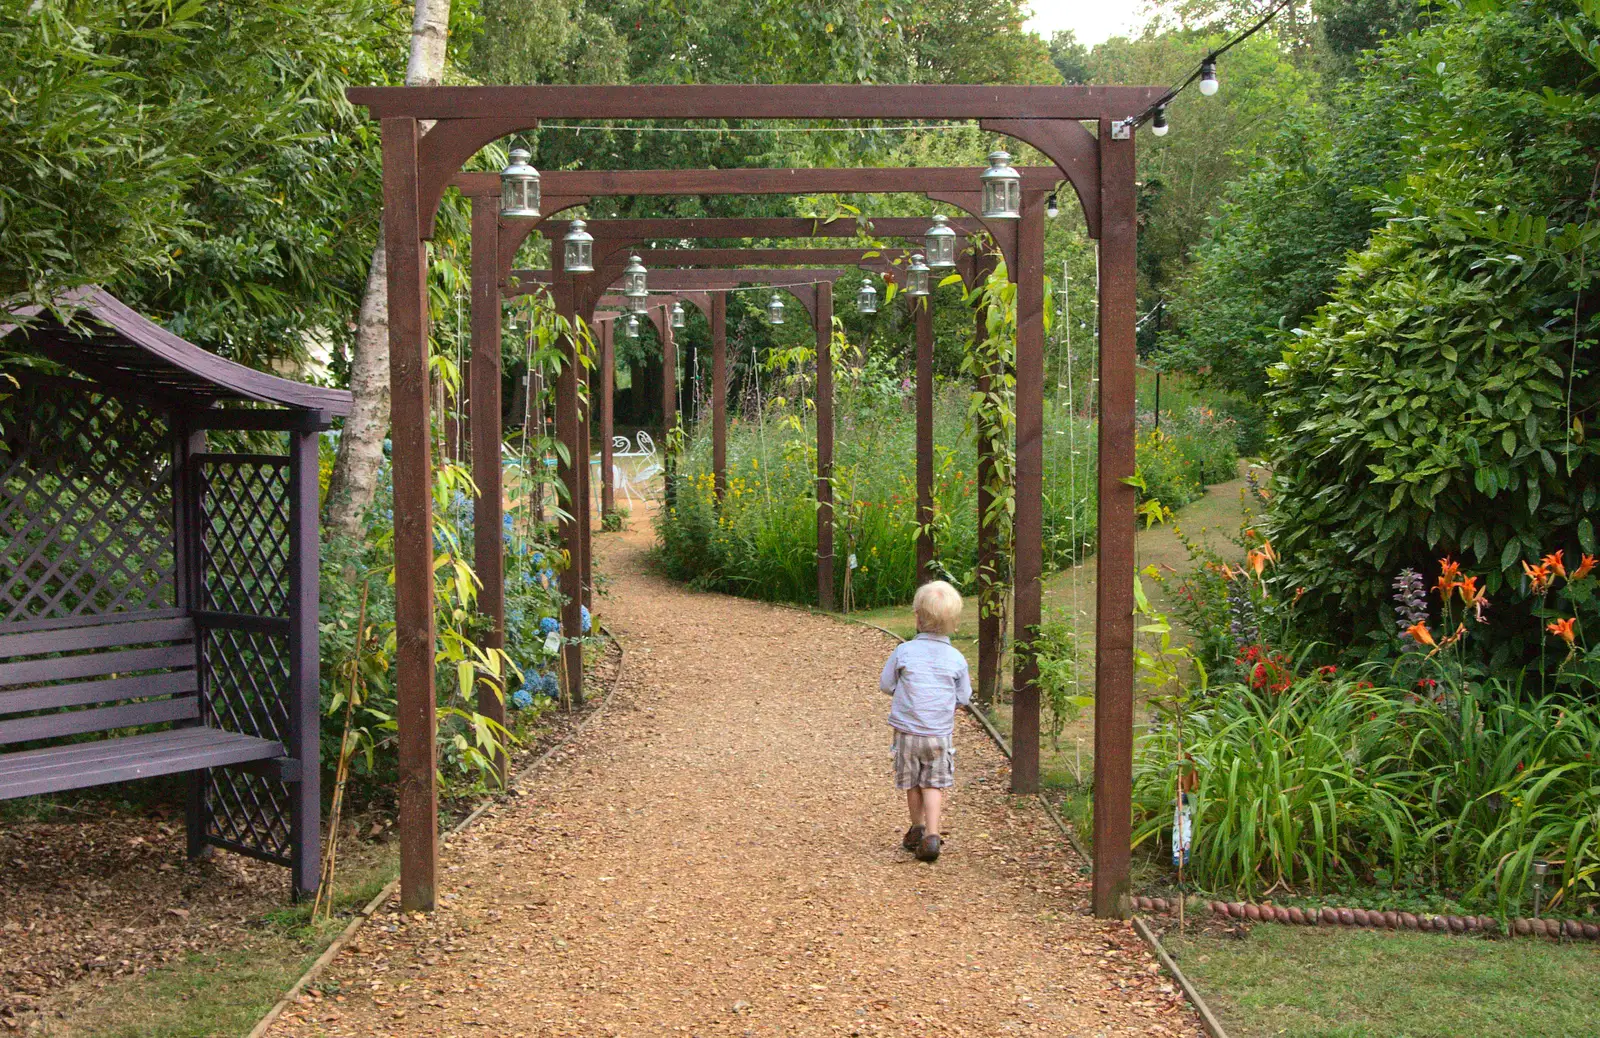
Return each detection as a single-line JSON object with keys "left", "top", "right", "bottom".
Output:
{"left": 912, "top": 580, "right": 963, "bottom": 636}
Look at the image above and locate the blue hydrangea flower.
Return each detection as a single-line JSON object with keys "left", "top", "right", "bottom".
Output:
{"left": 538, "top": 568, "right": 555, "bottom": 586}
{"left": 511, "top": 687, "right": 534, "bottom": 710}
{"left": 580, "top": 604, "right": 592, "bottom": 634}
{"left": 538, "top": 673, "right": 560, "bottom": 698}
{"left": 539, "top": 616, "right": 560, "bottom": 636}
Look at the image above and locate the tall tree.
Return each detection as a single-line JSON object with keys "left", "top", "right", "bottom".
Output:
{"left": 326, "top": 0, "right": 455, "bottom": 542}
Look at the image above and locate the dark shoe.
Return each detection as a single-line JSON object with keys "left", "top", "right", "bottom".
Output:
{"left": 916, "top": 833, "right": 942, "bottom": 862}
{"left": 902, "top": 824, "right": 925, "bottom": 851}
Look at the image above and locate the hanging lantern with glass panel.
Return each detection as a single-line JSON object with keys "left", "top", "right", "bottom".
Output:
{"left": 500, "top": 148, "right": 541, "bottom": 218}
{"left": 905, "top": 254, "right": 931, "bottom": 298}
{"left": 979, "top": 149, "right": 1021, "bottom": 220}
{"left": 857, "top": 279, "right": 879, "bottom": 315}
{"left": 924, "top": 214, "right": 958, "bottom": 270}
{"left": 624, "top": 314, "right": 640, "bottom": 338}
{"left": 622, "top": 254, "right": 648, "bottom": 312}
{"left": 671, "top": 301, "right": 686, "bottom": 328}
{"left": 562, "top": 219, "right": 594, "bottom": 273}
{"left": 767, "top": 293, "right": 786, "bottom": 325}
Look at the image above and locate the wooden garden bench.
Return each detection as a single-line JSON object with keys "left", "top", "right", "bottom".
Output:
{"left": 0, "top": 613, "right": 289, "bottom": 801}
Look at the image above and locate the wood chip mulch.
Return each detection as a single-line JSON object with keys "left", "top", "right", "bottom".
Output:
{"left": 268, "top": 526, "right": 1203, "bottom": 1038}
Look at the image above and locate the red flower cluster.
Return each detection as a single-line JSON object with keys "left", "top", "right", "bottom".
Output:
{"left": 1236, "top": 643, "right": 1293, "bottom": 694}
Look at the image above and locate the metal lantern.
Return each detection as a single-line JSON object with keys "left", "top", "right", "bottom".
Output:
{"left": 767, "top": 293, "right": 786, "bottom": 325}
{"left": 1151, "top": 106, "right": 1170, "bottom": 137}
{"left": 562, "top": 219, "right": 594, "bottom": 273}
{"left": 905, "top": 253, "right": 931, "bottom": 298}
{"left": 500, "top": 148, "right": 541, "bottom": 218}
{"left": 622, "top": 253, "right": 648, "bottom": 302}
{"left": 857, "top": 279, "right": 879, "bottom": 315}
{"left": 671, "top": 301, "right": 686, "bottom": 328}
{"left": 624, "top": 314, "right": 640, "bottom": 338}
{"left": 980, "top": 149, "right": 1021, "bottom": 220}
{"left": 924, "top": 214, "right": 957, "bottom": 270}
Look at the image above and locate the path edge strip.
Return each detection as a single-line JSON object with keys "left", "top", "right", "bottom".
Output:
{"left": 245, "top": 626, "right": 628, "bottom": 1038}
{"left": 804, "top": 606, "right": 1231, "bottom": 1038}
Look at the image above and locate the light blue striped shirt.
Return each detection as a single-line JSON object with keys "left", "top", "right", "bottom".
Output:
{"left": 880, "top": 633, "right": 972, "bottom": 737}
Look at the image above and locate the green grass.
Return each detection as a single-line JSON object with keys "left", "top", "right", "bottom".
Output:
{"left": 35, "top": 844, "right": 398, "bottom": 1037}
{"left": 1165, "top": 924, "right": 1600, "bottom": 1038}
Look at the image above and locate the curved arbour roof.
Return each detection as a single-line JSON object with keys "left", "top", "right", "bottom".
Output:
{"left": 2, "top": 287, "right": 351, "bottom": 426}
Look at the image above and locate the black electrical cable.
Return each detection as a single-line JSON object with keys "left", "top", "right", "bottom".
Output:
{"left": 1122, "top": 0, "right": 1298, "bottom": 132}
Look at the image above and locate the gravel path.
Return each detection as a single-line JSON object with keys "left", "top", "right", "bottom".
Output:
{"left": 270, "top": 524, "right": 1199, "bottom": 1038}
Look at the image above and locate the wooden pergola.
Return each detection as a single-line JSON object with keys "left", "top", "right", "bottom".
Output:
{"left": 349, "top": 84, "right": 1160, "bottom": 918}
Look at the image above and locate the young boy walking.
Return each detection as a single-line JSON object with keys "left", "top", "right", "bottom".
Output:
{"left": 880, "top": 580, "right": 972, "bottom": 862}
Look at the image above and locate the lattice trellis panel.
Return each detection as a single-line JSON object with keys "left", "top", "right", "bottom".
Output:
{"left": 195, "top": 454, "right": 295, "bottom": 866}
{"left": 195, "top": 456, "right": 291, "bottom": 617}
{"left": 0, "top": 378, "right": 175, "bottom": 622}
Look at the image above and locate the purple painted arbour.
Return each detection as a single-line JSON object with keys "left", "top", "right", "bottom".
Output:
{"left": 0, "top": 287, "right": 348, "bottom": 899}
{"left": 351, "top": 83, "right": 1155, "bottom": 918}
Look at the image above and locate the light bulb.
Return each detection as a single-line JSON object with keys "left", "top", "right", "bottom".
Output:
{"left": 1198, "top": 60, "right": 1218, "bottom": 96}
{"left": 1046, "top": 193, "right": 1059, "bottom": 219}
{"left": 1152, "top": 106, "right": 1169, "bottom": 137}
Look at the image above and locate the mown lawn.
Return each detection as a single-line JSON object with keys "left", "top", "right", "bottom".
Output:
{"left": 1164, "top": 924, "right": 1600, "bottom": 1038}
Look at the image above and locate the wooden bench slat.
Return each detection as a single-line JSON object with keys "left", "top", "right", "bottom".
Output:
{"left": 0, "top": 729, "right": 285, "bottom": 800}
{"left": 0, "top": 725, "right": 224, "bottom": 773}
{"left": 0, "top": 617, "right": 196, "bottom": 659}
{"left": 0, "top": 670, "right": 198, "bottom": 714}
{"left": 0, "top": 697, "right": 199, "bottom": 746}
{"left": 0, "top": 645, "right": 193, "bottom": 688}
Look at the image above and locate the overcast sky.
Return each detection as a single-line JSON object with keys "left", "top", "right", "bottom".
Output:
{"left": 1025, "top": 0, "right": 1147, "bottom": 46}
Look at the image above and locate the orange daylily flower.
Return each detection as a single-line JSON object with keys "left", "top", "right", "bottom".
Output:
{"left": 1574, "top": 554, "right": 1597, "bottom": 580}
{"left": 1455, "top": 575, "right": 1480, "bottom": 604}
{"left": 1404, "top": 621, "right": 1437, "bottom": 647}
{"left": 1523, "top": 560, "right": 1553, "bottom": 594}
{"left": 1542, "top": 550, "right": 1566, "bottom": 579}
{"left": 1436, "top": 558, "right": 1462, "bottom": 597}
{"left": 1247, "top": 549, "right": 1270, "bottom": 577}
{"left": 1547, "top": 617, "right": 1577, "bottom": 646}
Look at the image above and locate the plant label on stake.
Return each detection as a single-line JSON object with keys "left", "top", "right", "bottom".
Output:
{"left": 543, "top": 630, "right": 561, "bottom": 655}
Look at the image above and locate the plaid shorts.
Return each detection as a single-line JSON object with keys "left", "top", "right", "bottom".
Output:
{"left": 892, "top": 730, "right": 955, "bottom": 790}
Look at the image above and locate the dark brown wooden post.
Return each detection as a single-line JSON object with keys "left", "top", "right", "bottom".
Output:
{"left": 599, "top": 318, "right": 616, "bottom": 519}
{"left": 815, "top": 281, "right": 835, "bottom": 610}
{"left": 553, "top": 278, "right": 585, "bottom": 705}
{"left": 1010, "top": 194, "right": 1046, "bottom": 796}
{"left": 972, "top": 253, "right": 1002, "bottom": 708}
{"left": 176, "top": 421, "right": 209, "bottom": 861}
{"left": 1093, "top": 125, "right": 1139, "bottom": 919}
{"left": 382, "top": 116, "right": 439, "bottom": 913}
{"left": 661, "top": 304, "right": 678, "bottom": 506}
{"left": 579, "top": 347, "right": 593, "bottom": 609}
{"left": 915, "top": 294, "right": 935, "bottom": 582}
{"left": 712, "top": 294, "right": 728, "bottom": 502}
{"left": 469, "top": 195, "right": 507, "bottom": 782}
{"left": 288, "top": 427, "right": 322, "bottom": 896}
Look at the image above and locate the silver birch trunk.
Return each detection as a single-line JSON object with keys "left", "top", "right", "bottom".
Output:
{"left": 325, "top": 0, "right": 452, "bottom": 539}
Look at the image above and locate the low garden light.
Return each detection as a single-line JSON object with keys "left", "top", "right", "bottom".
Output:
{"left": 924, "top": 214, "right": 957, "bottom": 270}
{"left": 562, "top": 219, "right": 594, "bottom": 273}
{"left": 1532, "top": 859, "right": 1549, "bottom": 917}
{"left": 905, "top": 253, "right": 931, "bottom": 298}
{"left": 1152, "top": 106, "right": 1170, "bottom": 137}
{"left": 1199, "top": 59, "right": 1219, "bottom": 96}
{"left": 623, "top": 254, "right": 649, "bottom": 313}
{"left": 671, "top": 301, "right": 686, "bottom": 328}
{"left": 980, "top": 149, "right": 1021, "bottom": 220}
{"left": 624, "top": 314, "right": 640, "bottom": 338}
{"left": 767, "top": 293, "right": 786, "bottom": 325}
{"left": 499, "top": 148, "right": 541, "bottom": 218}
{"left": 857, "top": 279, "right": 879, "bottom": 314}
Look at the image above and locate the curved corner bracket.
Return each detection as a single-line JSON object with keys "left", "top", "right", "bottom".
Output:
{"left": 495, "top": 196, "right": 592, "bottom": 282}
{"left": 418, "top": 117, "right": 541, "bottom": 239}
{"left": 978, "top": 118, "right": 1101, "bottom": 239}
{"left": 785, "top": 283, "right": 819, "bottom": 324}
{"left": 926, "top": 191, "right": 1018, "bottom": 277}
{"left": 678, "top": 291, "right": 715, "bottom": 323}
